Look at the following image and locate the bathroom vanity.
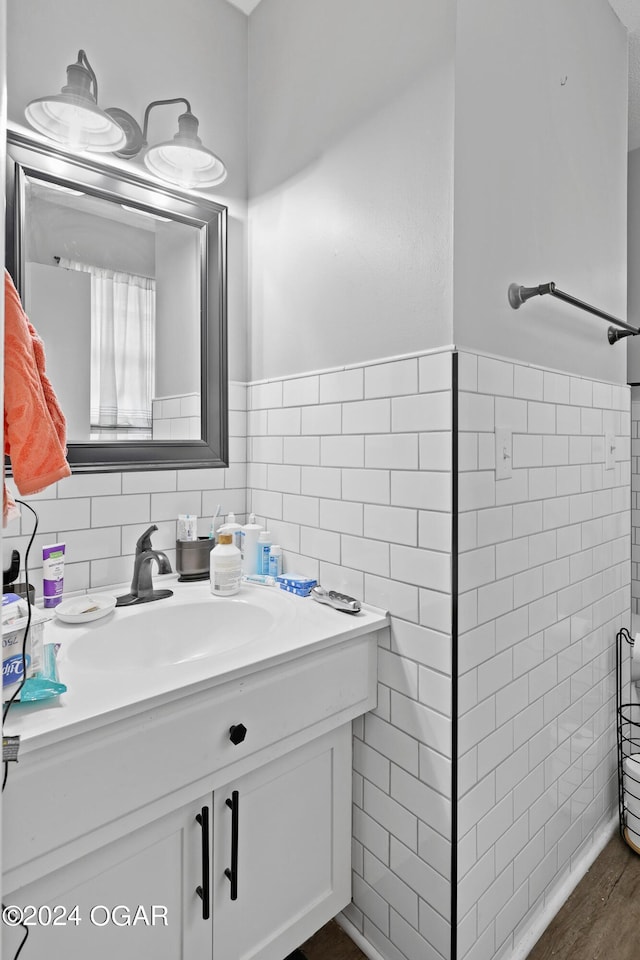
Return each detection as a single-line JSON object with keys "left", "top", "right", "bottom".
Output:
{"left": 2, "top": 580, "right": 387, "bottom": 959}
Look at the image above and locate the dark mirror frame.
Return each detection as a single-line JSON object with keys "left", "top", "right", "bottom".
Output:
{"left": 5, "top": 129, "right": 228, "bottom": 473}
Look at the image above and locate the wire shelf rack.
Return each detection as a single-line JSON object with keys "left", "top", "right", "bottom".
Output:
{"left": 616, "top": 626, "right": 640, "bottom": 854}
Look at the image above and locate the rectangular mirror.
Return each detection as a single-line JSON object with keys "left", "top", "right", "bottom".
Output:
{"left": 5, "top": 129, "right": 228, "bottom": 472}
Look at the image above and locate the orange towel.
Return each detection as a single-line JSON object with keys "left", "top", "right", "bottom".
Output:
{"left": 4, "top": 269, "right": 71, "bottom": 524}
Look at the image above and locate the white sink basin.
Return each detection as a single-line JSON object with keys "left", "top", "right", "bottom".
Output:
{"left": 60, "top": 598, "right": 276, "bottom": 671}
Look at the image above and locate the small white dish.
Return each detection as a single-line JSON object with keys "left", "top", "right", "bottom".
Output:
{"left": 54, "top": 595, "right": 117, "bottom": 624}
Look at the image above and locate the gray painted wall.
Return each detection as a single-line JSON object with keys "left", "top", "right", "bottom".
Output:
{"left": 155, "top": 222, "right": 200, "bottom": 398}
{"left": 247, "top": 0, "right": 455, "bottom": 381}
{"left": 25, "top": 263, "right": 91, "bottom": 442}
{"left": 628, "top": 147, "right": 640, "bottom": 382}
{"left": 26, "top": 197, "right": 155, "bottom": 278}
{"left": 454, "top": 0, "right": 628, "bottom": 383}
{"left": 247, "top": 0, "right": 627, "bottom": 385}
{"left": 7, "top": 0, "right": 249, "bottom": 381}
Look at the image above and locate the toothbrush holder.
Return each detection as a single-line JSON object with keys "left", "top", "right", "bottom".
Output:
{"left": 176, "top": 537, "right": 215, "bottom": 582}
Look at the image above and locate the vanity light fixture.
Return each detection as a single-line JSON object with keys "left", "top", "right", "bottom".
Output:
{"left": 108, "top": 98, "right": 227, "bottom": 189}
{"left": 25, "top": 55, "right": 227, "bottom": 190}
{"left": 24, "top": 50, "right": 127, "bottom": 153}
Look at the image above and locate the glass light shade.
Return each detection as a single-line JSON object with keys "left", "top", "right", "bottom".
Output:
{"left": 144, "top": 141, "right": 226, "bottom": 189}
{"left": 143, "top": 108, "right": 226, "bottom": 188}
{"left": 24, "top": 53, "right": 126, "bottom": 153}
{"left": 25, "top": 95, "right": 127, "bottom": 152}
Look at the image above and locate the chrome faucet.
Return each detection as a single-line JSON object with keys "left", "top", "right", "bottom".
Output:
{"left": 116, "top": 524, "right": 174, "bottom": 607}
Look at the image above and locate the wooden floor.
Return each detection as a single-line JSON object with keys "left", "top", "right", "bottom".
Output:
{"left": 297, "top": 833, "right": 640, "bottom": 960}
{"left": 526, "top": 832, "right": 640, "bottom": 960}
{"left": 301, "top": 920, "right": 366, "bottom": 960}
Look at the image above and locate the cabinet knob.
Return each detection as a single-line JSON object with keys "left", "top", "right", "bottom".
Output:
{"left": 229, "top": 723, "right": 247, "bottom": 745}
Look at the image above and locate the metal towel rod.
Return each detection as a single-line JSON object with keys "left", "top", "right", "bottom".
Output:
{"left": 508, "top": 281, "right": 638, "bottom": 345}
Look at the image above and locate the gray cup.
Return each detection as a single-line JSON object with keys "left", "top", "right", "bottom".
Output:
{"left": 176, "top": 537, "right": 215, "bottom": 581}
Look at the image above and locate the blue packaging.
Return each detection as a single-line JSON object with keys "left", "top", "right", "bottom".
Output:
{"left": 268, "top": 545, "right": 282, "bottom": 578}
{"left": 276, "top": 575, "right": 317, "bottom": 589}
{"left": 279, "top": 583, "right": 314, "bottom": 597}
{"left": 19, "top": 644, "right": 67, "bottom": 702}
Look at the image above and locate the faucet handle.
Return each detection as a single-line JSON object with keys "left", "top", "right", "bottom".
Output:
{"left": 136, "top": 524, "right": 159, "bottom": 554}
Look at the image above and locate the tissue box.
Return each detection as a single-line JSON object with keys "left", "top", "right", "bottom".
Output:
{"left": 2, "top": 593, "right": 47, "bottom": 700}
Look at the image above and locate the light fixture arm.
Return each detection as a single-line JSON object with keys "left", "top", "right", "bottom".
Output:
{"left": 142, "top": 98, "right": 192, "bottom": 145}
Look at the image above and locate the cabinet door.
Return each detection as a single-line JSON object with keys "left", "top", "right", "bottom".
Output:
{"left": 212, "top": 725, "right": 351, "bottom": 960}
{"left": 2, "top": 794, "right": 213, "bottom": 960}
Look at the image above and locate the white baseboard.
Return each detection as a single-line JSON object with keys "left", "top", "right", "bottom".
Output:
{"left": 336, "top": 816, "right": 618, "bottom": 960}
{"left": 509, "top": 815, "right": 618, "bottom": 960}
{"left": 334, "top": 913, "right": 388, "bottom": 960}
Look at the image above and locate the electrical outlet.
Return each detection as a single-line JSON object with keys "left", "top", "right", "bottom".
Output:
{"left": 605, "top": 433, "right": 616, "bottom": 471}
{"left": 495, "top": 427, "right": 512, "bottom": 480}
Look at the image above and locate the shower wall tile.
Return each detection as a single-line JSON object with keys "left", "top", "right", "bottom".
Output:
{"left": 457, "top": 352, "right": 630, "bottom": 960}
{"left": 247, "top": 348, "right": 454, "bottom": 960}
{"left": 7, "top": 349, "right": 625, "bottom": 960}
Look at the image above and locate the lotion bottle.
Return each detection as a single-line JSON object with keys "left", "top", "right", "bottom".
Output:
{"left": 268, "top": 544, "right": 282, "bottom": 578}
{"left": 257, "top": 530, "right": 272, "bottom": 576}
{"left": 210, "top": 534, "right": 241, "bottom": 596}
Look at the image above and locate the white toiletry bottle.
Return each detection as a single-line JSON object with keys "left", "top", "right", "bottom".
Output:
{"left": 241, "top": 513, "right": 263, "bottom": 576}
{"left": 218, "top": 512, "right": 243, "bottom": 550}
{"left": 257, "top": 530, "right": 272, "bottom": 575}
{"left": 268, "top": 544, "right": 282, "bottom": 578}
{"left": 210, "top": 533, "right": 242, "bottom": 596}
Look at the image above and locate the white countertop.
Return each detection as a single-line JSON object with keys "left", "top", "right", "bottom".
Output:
{"left": 4, "top": 576, "right": 388, "bottom": 751}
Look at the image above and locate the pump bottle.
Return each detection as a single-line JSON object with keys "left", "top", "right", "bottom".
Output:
{"left": 241, "top": 513, "right": 263, "bottom": 576}
{"left": 218, "top": 512, "right": 242, "bottom": 551}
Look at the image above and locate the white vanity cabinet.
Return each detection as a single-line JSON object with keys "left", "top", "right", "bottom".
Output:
{"left": 2, "top": 792, "right": 214, "bottom": 960}
{"left": 212, "top": 728, "right": 351, "bottom": 960}
{"left": 2, "top": 609, "right": 383, "bottom": 960}
{"left": 3, "top": 728, "right": 350, "bottom": 960}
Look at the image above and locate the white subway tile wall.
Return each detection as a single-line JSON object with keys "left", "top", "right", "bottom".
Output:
{"left": 632, "top": 385, "right": 640, "bottom": 616}
{"left": 247, "top": 350, "right": 454, "bottom": 960}
{"left": 456, "top": 352, "right": 630, "bottom": 960}
{"left": 5, "top": 382, "right": 248, "bottom": 597}
{"left": 5, "top": 350, "right": 631, "bottom": 960}
{"left": 151, "top": 392, "right": 201, "bottom": 440}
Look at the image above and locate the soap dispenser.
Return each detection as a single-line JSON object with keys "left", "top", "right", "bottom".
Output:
{"left": 241, "top": 513, "right": 263, "bottom": 576}
{"left": 218, "top": 512, "right": 242, "bottom": 550}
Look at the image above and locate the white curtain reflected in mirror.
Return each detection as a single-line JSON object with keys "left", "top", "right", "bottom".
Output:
{"left": 23, "top": 176, "right": 202, "bottom": 444}
{"left": 59, "top": 258, "right": 156, "bottom": 439}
